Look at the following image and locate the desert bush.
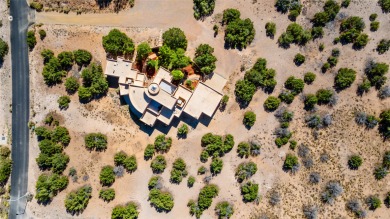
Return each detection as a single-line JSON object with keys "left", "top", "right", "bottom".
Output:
{"left": 64, "top": 185, "right": 92, "bottom": 214}
{"left": 385, "top": 192, "right": 390, "bottom": 207}
{"left": 35, "top": 173, "right": 69, "bottom": 203}
{"left": 30, "top": 2, "right": 43, "bottom": 11}
{"left": 366, "top": 195, "right": 381, "bottom": 210}
{"left": 170, "top": 158, "right": 187, "bottom": 184}
{"left": 264, "top": 96, "right": 281, "bottom": 111}
{"left": 348, "top": 155, "right": 363, "bottom": 170}
{"left": 193, "top": 0, "right": 216, "bottom": 19}
{"left": 99, "top": 188, "right": 115, "bottom": 202}
{"left": 269, "top": 191, "right": 281, "bottom": 206}
{"left": 85, "top": 133, "right": 107, "bottom": 151}
{"left": 309, "top": 172, "right": 321, "bottom": 184}
{"left": 283, "top": 154, "right": 299, "bottom": 171}
{"left": 148, "top": 188, "right": 174, "bottom": 212}
{"left": 151, "top": 155, "right": 167, "bottom": 174}
{"left": 27, "top": 30, "right": 36, "bottom": 50}
{"left": 102, "top": 29, "right": 134, "bottom": 56}
{"left": 57, "top": 96, "right": 70, "bottom": 109}
{"left": 339, "top": 16, "right": 365, "bottom": 45}
{"left": 50, "top": 153, "right": 69, "bottom": 173}
{"left": 311, "top": 26, "right": 324, "bottom": 39}
{"left": 0, "top": 156, "right": 12, "bottom": 185}
{"left": 40, "top": 49, "right": 54, "bottom": 64}
{"left": 379, "top": 0, "right": 390, "bottom": 13}
{"left": 225, "top": 17, "right": 255, "bottom": 49}
{"left": 148, "top": 176, "right": 162, "bottom": 190}
{"left": 326, "top": 56, "right": 338, "bottom": 68}
{"left": 370, "top": 21, "right": 380, "bottom": 31}
{"left": 50, "top": 126, "right": 71, "bottom": 145}
{"left": 177, "top": 124, "right": 189, "bottom": 137}
{"left": 304, "top": 94, "right": 318, "bottom": 110}
{"left": 162, "top": 27, "right": 187, "bottom": 50}
{"left": 187, "top": 176, "right": 196, "bottom": 188}
{"left": 240, "top": 181, "right": 259, "bottom": 202}
{"left": 379, "top": 109, "right": 390, "bottom": 138}
{"left": 222, "top": 8, "right": 241, "bottom": 25}
{"left": 220, "top": 95, "right": 229, "bottom": 107}
{"left": 100, "top": 166, "right": 115, "bottom": 186}
{"left": 154, "top": 134, "right": 172, "bottom": 153}
{"left": 365, "top": 115, "right": 379, "bottom": 129}
{"left": 335, "top": 68, "right": 356, "bottom": 90}
{"left": 73, "top": 49, "right": 92, "bottom": 66}
{"left": 278, "top": 23, "right": 311, "bottom": 48}
{"left": 289, "top": 140, "right": 297, "bottom": 150}
{"left": 198, "top": 166, "right": 207, "bottom": 175}
{"left": 355, "top": 112, "right": 367, "bottom": 125}
{"left": 304, "top": 72, "right": 316, "bottom": 84}
{"left": 294, "top": 53, "right": 305, "bottom": 66}
{"left": 111, "top": 202, "right": 139, "bottom": 219}
{"left": 265, "top": 22, "right": 276, "bottom": 38}
{"left": 114, "top": 151, "right": 127, "bottom": 166}
{"left": 123, "top": 155, "right": 137, "bottom": 173}
{"left": 79, "top": 63, "right": 108, "bottom": 100}
{"left": 321, "top": 182, "right": 343, "bottom": 204}
{"left": 200, "top": 150, "right": 209, "bottom": 163}
{"left": 354, "top": 34, "right": 369, "bottom": 49}
{"left": 188, "top": 184, "right": 219, "bottom": 218}
{"left": 303, "top": 157, "right": 314, "bottom": 169}
{"left": 357, "top": 78, "right": 371, "bottom": 94}
{"left": 113, "top": 166, "right": 124, "bottom": 178}
{"left": 303, "top": 205, "right": 318, "bottom": 219}
{"left": 331, "top": 48, "right": 340, "bottom": 57}
{"left": 35, "top": 126, "right": 51, "bottom": 139}
{"left": 41, "top": 57, "right": 66, "bottom": 85}
{"left": 243, "top": 111, "right": 256, "bottom": 127}
{"left": 274, "top": 128, "right": 292, "bottom": 147}
{"left": 215, "top": 201, "right": 234, "bottom": 219}
{"left": 64, "top": 77, "right": 79, "bottom": 94}
{"left": 235, "top": 80, "right": 256, "bottom": 105}
{"left": 210, "top": 158, "right": 223, "bottom": 175}
{"left": 57, "top": 51, "right": 74, "bottom": 69}
{"left": 376, "top": 39, "right": 390, "bottom": 54}
{"left": 311, "top": 0, "right": 340, "bottom": 26}
{"left": 200, "top": 133, "right": 234, "bottom": 159}
{"left": 305, "top": 114, "right": 322, "bottom": 129}
{"left": 194, "top": 44, "right": 217, "bottom": 75}
{"left": 374, "top": 166, "right": 388, "bottom": 180}
{"left": 379, "top": 85, "right": 390, "bottom": 99}
{"left": 144, "top": 144, "right": 155, "bottom": 160}
{"left": 279, "top": 90, "right": 295, "bottom": 104}
{"left": 383, "top": 151, "right": 390, "bottom": 169}
{"left": 365, "top": 61, "right": 389, "bottom": 89}
{"left": 235, "top": 161, "right": 257, "bottom": 182}
{"left": 38, "top": 29, "right": 46, "bottom": 40}
{"left": 319, "top": 43, "right": 325, "bottom": 51}
{"left": 285, "top": 76, "right": 305, "bottom": 95}
{"left": 316, "top": 89, "right": 334, "bottom": 105}
{"left": 250, "top": 143, "right": 261, "bottom": 156}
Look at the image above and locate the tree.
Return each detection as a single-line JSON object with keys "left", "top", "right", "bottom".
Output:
{"left": 243, "top": 111, "right": 256, "bottom": 127}
{"left": 264, "top": 96, "right": 281, "bottom": 111}
{"left": 348, "top": 155, "right": 363, "bottom": 170}
{"left": 144, "top": 144, "right": 155, "bottom": 160}
{"left": 0, "top": 39, "right": 9, "bottom": 61}
{"left": 365, "top": 61, "right": 389, "bottom": 89}
{"left": 222, "top": 9, "right": 240, "bottom": 25}
{"left": 57, "top": 51, "right": 74, "bottom": 69}
{"left": 311, "top": 0, "right": 340, "bottom": 26}
{"left": 65, "top": 77, "right": 80, "bottom": 94}
{"left": 0, "top": 157, "right": 12, "bottom": 185}
{"left": 111, "top": 202, "right": 139, "bottom": 219}
{"left": 65, "top": 185, "right": 92, "bottom": 214}
{"left": 265, "top": 22, "right": 276, "bottom": 38}
{"left": 379, "top": 0, "right": 390, "bottom": 13}
{"left": 84, "top": 133, "right": 107, "bottom": 151}
{"left": 58, "top": 96, "right": 71, "bottom": 109}
{"left": 100, "top": 166, "right": 115, "bottom": 186}
{"left": 42, "top": 57, "right": 66, "bottom": 85}
{"left": 99, "top": 188, "right": 115, "bottom": 202}
{"left": 215, "top": 201, "right": 234, "bottom": 218}
{"left": 235, "top": 80, "right": 256, "bottom": 105}
{"left": 38, "top": 29, "right": 46, "bottom": 40}
{"left": 193, "top": 0, "right": 216, "bottom": 20}
{"left": 235, "top": 161, "right": 257, "bottom": 182}
{"left": 376, "top": 39, "right": 390, "bottom": 54}
{"left": 154, "top": 134, "right": 172, "bottom": 153}
{"left": 35, "top": 173, "right": 68, "bottom": 203}
{"left": 27, "top": 30, "right": 37, "bottom": 50}
{"left": 225, "top": 18, "right": 255, "bottom": 49}
{"left": 102, "top": 29, "right": 135, "bottom": 56}
{"left": 148, "top": 188, "right": 174, "bottom": 212}
{"left": 210, "top": 158, "right": 223, "bottom": 175}
{"left": 78, "top": 86, "right": 92, "bottom": 101}
{"left": 162, "top": 27, "right": 187, "bottom": 50}
{"left": 188, "top": 184, "right": 219, "bottom": 218}
{"left": 136, "top": 42, "right": 151, "bottom": 62}
{"left": 240, "top": 181, "right": 258, "bottom": 202}
{"left": 158, "top": 45, "right": 190, "bottom": 70}
{"left": 335, "top": 68, "right": 356, "bottom": 90}
{"left": 278, "top": 23, "right": 311, "bottom": 47}
{"left": 285, "top": 76, "right": 305, "bottom": 95}
{"left": 151, "top": 155, "right": 167, "bottom": 174}
{"left": 311, "top": 26, "right": 324, "bottom": 39}
{"left": 294, "top": 53, "right": 305, "bottom": 66}
{"left": 304, "top": 72, "right": 316, "bottom": 84}
{"left": 51, "top": 153, "right": 69, "bottom": 173}
{"left": 171, "top": 70, "right": 184, "bottom": 81}
{"left": 73, "top": 49, "right": 92, "bottom": 66}
{"left": 194, "top": 44, "right": 217, "bottom": 75}
{"left": 353, "top": 33, "right": 369, "bottom": 49}
{"left": 40, "top": 49, "right": 54, "bottom": 64}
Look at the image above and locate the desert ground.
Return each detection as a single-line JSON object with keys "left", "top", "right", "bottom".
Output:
{"left": 23, "top": 0, "right": 390, "bottom": 218}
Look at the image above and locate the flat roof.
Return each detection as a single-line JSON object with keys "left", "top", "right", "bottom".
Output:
{"left": 173, "top": 85, "right": 193, "bottom": 103}
{"left": 157, "top": 106, "right": 175, "bottom": 125}
{"left": 184, "top": 82, "right": 223, "bottom": 119}
{"left": 128, "top": 86, "right": 151, "bottom": 114}
{"left": 105, "top": 58, "right": 137, "bottom": 80}
{"left": 153, "top": 67, "right": 172, "bottom": 84}
{"left": 203, "top": 73, "right": 227, "bottom": 93}
{"left": 146, "top": 87, "right": 177, "bottom": 110}
{"left": 140, "top": 110, "right": 158, "bottom": 126}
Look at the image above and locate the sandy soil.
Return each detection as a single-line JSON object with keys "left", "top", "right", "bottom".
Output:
{"left": 26, "top": 0, "right": 390, "bottom": 219}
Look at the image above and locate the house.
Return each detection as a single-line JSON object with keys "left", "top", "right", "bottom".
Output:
{"left": 105, "top": 57, "right": 227, "bottom": 126}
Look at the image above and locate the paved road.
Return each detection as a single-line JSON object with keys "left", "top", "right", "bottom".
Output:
{"left": 9, "top": 0, "right": 31, "bottom": 218}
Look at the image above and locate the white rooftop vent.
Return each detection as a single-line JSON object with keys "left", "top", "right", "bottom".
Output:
{"left": 148, "top": 83, "right": 160, "bottom": 95}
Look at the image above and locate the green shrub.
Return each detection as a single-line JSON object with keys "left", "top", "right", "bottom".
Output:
{"left": 154, "top": 134, "right": 172, "bottom": 153}
{"left": 51, "top": 153, "right": 69, "bottom": 173}
{"left": 312, "top": 0, "right": 340, "bottom": 26}
{"left": 279, "top": 90, "right": 295, "bottom": 104}
{"left": 240, "top": 181, "right": 259, "bottom": 202}
{"left": 57, "top": 96, "right": 70, "bottom": 109}
{"left": 188, "top": 184, "right": 219, "bottom": 218}
{"left": 278, "top": 23, "right": 311, "bottom": 48}
{"left": 215, "top": 201, "right": 234, "bottom": 218}
{"left": 40, "top": 49, "right": 54, "bottom": 63}
{"left": 331, "top": 48, "right": 340, "bottom": 57}
{"left": 102, "top": 29, "right": 134, "bottom": 56}
{"left": 365, "top": 61, "right": 389, "bottom": 89}
{"left": 100, "top": 165, "right": 115, "bottom": 186}
{"left": 237, "top": 142, "right": 250, "bottom": 158}
{"left": 30, "top": 2, "right": 43, "bottom": 11}
{"left": 198, "top": 166, "right": 207, "bottom": 175}
{"left": 284, "top": 76, "right": 305, "bottom": 95}
{"left": 221, "top": 95, "right": 229, "bottom": 106}
{"left": 114, "top": 151, "right": 127, "bottom": 166}
{"left": 210, "top": 158, "right": 223, "bottom": 175}
{"left": 353, "top": 33, "right": 369, "bottom": 49}
{"left": 65, "top": 185, "right": 92, "bottom": 214}
{"left": 65, "top": 77, "right": 79, "bottom": 94}
{"left": 200, "top": 150, "right": 209, "bottom": 163}
{"left": 99, "top": 188, "right": 115, "bottom": 202}
{"left": 148, "top": 176, "right": 161, "bottom": 190}
{"left": 376, "top": 39, "right": 390, "bottom": 54}
{"left": 385, "top": 192, "right": 390, "bottom": 207}
{"left": 27, "top": 30, "right": 37, "bottom": 51}
{"left": 327, "top": 56, "right": 338, "bottom": 67}
{"left": 171, "top": 70, "right": 184, "bottom": 81}
{"left": 73, "top": 49, "right": 92, "bottom": 66}
{"left": 265, "top": 22, "right": 276, "bottom": 38}
{"left": 235, "top": 161, "right": 257, "bottom": 182}
{"left": 380, "top": 110, "right": 390, "bottom": 139}
{"left": 383, "top": 151, "right": 390, "bottom": 169}
{"left": 225, "top": 17, "right": 255, "bottom": 48}
{"left": 366, "top": 195, "right": 381, "bottom": 210}
{"left": 374, "top": 166, "right": 388, "bottom": 180}
{"left": 0, "top": 146, "right": 10, "bottom": 158}
{"left": 379, "top": 0, "right": 390, "bottom": 13}
{"left": 158, "top": 45, "right": 190, "bottom": 70}
{"left": 264, "top": 96, "right": 281, "bottom": 111}
{"left": 194, "top": 44, "right": 217, "bottom": 75}
{"left": 335, "top": 68, "right": 356, "bottom": 90}
{"left": 200, "top": 133, "right": 235, "bottom": 159}
{"left": 289, "top": 140, "right": 297, "bottom": 150}
{"left": 187, "top": 176, "right": 195, "bottom": 187}
{"left": 311, "top": 26, "right": 324, "bottom": 39}
{"left": 162, "top": 27, "right": 187, "bottom": 50}
{"left": 79, "top": 63, "right": 108, "bottom": 98}
{"left": 149, "top": 188, "right": 174, "bottom": 212}
{"left": 319, "top": 43, "right": 325, "bottom": 51}
{"left": 358, "top": 78, "right": 371, "bottom": 94}
{"left": 235, "top": 80, "right": 256, "bottom": 105}
{"left": 0, "top": 157, "right": 12, "bottom": 185}
{"left": 283, "top": 154, "right": 299, "bottom": 170}
{"left": 369, "top": 13, "right": 378, "bottom": 21}
{"left": 38, "top": 29, "right": 46, "bottom": 40}
{"left": 293, "top": 53, "right": 305, "bottom": 66}
{"left": 370, "top": 21, "right": 380, "bottom": 31}
{"left": 243, "top": 111, "right": 256, "bottom": 127}
{"left": 322, "top": 62, "right": 330, "bottom": 72}
{"left": 51, "top": 126, "right": 71, "bottom": 145}
{"left": 135, "top": 42, "right": 151, "bottom": 62}
{"left": 85, "top": 133, "right": 107, "bottom": 151}
{"left": 316, "top": 89, "right": 334, "bottom": 105}
{"left": 193, "top": 0, "right": 216, "bottom": 19}
{"left": 348, "top": 155, "right": 363, "bottom": 170}
{"left": 144, "top": 144, "right": 155, "bottom": 160}
{"left": 151, "top": 155, "right": 167, "bottom": 174}
{"left": 177, "top": 124, "right": 188, "bottom": 136}
{"left": 57, "top": 51, "right": 74, "bottom": 69}
{"left": 123, "top": 155, "right": 137, "bottom": 173}
{"left": 304, "top": 72, "right": 316, "bottom": 84}
{"left": 78, "top": 86, "right": 92, "bottom": 101}
{"left": 170, "top": 158, "right": 187, "bottom": 184}
{"left": 341, "top": 0, "right": 350, "bottom": 7}
{"left": 35, "top": 173, "right": 68, "bottom": 203}
{"left": 111, "top": 202, "right": 139, "bottom": 219}
{"left": 222, "top": 9, "right": 240, "bottom": 25}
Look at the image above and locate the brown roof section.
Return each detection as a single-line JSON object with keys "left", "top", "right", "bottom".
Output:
{"left": 183, "top": 65, "right": 195, "bottom": 76}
